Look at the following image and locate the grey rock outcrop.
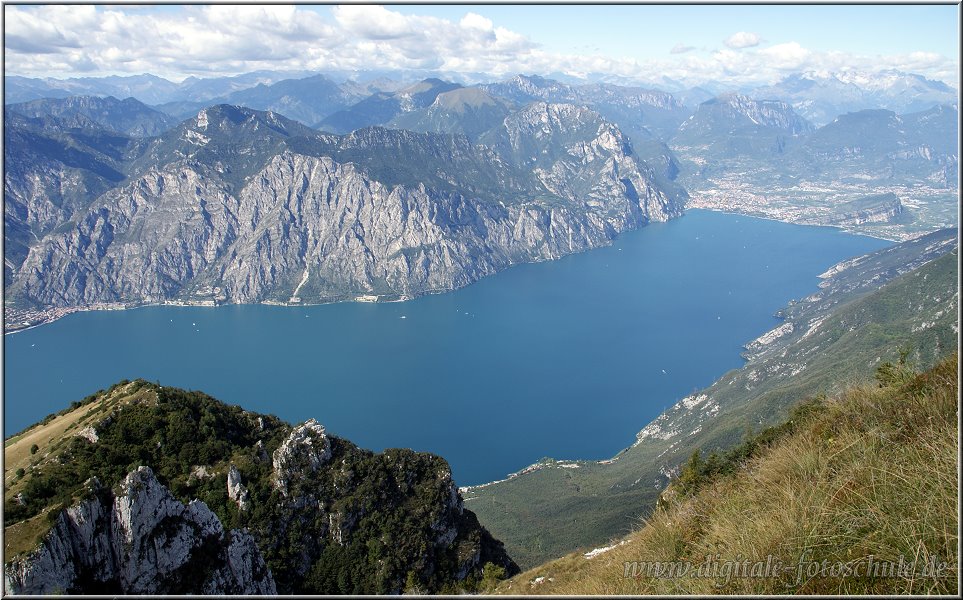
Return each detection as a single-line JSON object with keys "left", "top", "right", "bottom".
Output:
{"left": 272, "top": 419, "right": 332, "bottom": 496}
{"left": 227, "top": 464, "right": 251, "bottom": 512}
{"left": 3, "top": 466, "right": 276, "bottom": 595}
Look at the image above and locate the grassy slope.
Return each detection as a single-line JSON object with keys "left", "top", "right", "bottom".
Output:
{"left": 497, "top": 353, "right": 958, "bottom": 595}
{"left": 466, "top": 244, "right": 959, "bottom": 569}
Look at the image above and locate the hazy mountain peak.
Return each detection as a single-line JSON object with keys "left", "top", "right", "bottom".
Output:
{"left": 6, "top": 94, "right": 178, "bottom": 137}
{"left": 432, "top": 87, "right": 500, "bottom": 111}
{"left": 189, "top": 104, "right": 306, "bottom": 136}
{"left": 703, "top": 93, "right": 813, "bottom": 134}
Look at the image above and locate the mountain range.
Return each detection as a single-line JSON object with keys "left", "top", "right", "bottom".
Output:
{"left": 6, "top": 96, "right": 178, "bottom": 137}
{"left": 7, "top": 68, "right": 954, "bottom": 124}
{"left": 5, "top": 101, "right": 679, "bottom": 313}
{"left": 4, "top": 69, "right": 959, "bottom": 327}
{"left": 750, "top": 70, "right": 959, "bottom": 126}
{"left": 670, "top": 92, "right": 958, "bottom": 182}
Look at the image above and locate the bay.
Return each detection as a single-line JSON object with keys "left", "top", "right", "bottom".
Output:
{"left": 2, "top": 210, "right": 890, "bottom": 485}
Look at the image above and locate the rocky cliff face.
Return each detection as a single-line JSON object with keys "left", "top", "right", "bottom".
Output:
{"left": 482, "top": 75, "right": 692, "bottom": 144}
{"left": 3, "top": 114, "right": 134, "bottom": 284}
{"left": 7, "top": 103, "right": 682, "bottom": 309}
{"left": 4, "top": 467, "right": 275, "bottom": 595}
{"left": 823, "top": 193, "right": 904, "bottom": 226}
{"left": 693, "top": 94, "right": 814, "bottom": 135}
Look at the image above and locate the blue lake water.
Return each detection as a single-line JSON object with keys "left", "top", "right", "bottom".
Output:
{"left": 3, "top": 210, "right": 890, "bottom": 485}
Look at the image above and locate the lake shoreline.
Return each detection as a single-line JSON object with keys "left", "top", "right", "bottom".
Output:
{"left": 5, "top": 210, "right": 891, "bottom": 485}
{"left": 4, "top": 207, "right": 903, "bottom": 335}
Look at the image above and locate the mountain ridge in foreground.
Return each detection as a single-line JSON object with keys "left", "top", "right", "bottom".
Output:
{"left": 3, "top": 382, "right": 518, "bottom": 594}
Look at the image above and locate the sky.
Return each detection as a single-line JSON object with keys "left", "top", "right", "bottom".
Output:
{"left": 3, "top": 3, "right": 960, "bottom": 87}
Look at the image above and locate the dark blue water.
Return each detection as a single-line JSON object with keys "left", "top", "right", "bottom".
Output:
{"left": 3, "top": 210, "right": 889, "bottom": 485}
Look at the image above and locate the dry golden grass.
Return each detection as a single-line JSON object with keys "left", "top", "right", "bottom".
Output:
{"left": 497, "top": 354, "right": 959, "bottom": 595}
{"left": 5, "top": 402, "right": 101, "bottom": 490}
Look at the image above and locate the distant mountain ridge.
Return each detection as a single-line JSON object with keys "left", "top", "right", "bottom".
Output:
{"left": 317, "top": 78, "right": 463, "bottom": 133}
{"left": 8, "top": 68, "right": 953, "bottom": 124}
{"left": 153, "top": 74, "right": 370, "bottom": 126}
{"left": 673, "top": 93, "right": 814, "bottom": 158}
{"left": 6, "top": 95, "right": 178, "bottom": 137}
{"left": 751, "top": 69, "right": 959, "bottom": 125}
{"left": 388, "top": 87, "right": 515, "bottom": 140}
{"left": 481, "top": 74, "right": 691, "bottom": 141}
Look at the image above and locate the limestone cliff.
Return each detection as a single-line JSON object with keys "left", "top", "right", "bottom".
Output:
{"left": 6, "top": 103, "right": 682, "bottom": 310}
{"left": 4, "top": 467, "right": 275, "bottom": 595}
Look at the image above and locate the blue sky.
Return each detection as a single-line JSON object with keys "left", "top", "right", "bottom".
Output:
{"left": 387, "top": 4, "right": 959, "bottom": 58}
{"left": 4, "top": 4, "right": 959, "bottom": 86}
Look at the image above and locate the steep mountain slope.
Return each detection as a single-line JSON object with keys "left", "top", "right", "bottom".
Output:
{"left": 3, "top": 382, "right": 517, "bottom": 594}
{"left": 5, "top": 466, "right": 276, "bottom": 595}
{"left": 672, "top": 93, "right": 814, "bottom": 160}
{"left": 7, "top": 96, "right": 179, "bottom": 137}
{"left": 385, "top": 84, "right": 687, "bottom": 202}
{"left": 5, "top": 103, "right": 680, "bottom": 314}
{"left": 497, "top": 353, "right": 958, "bottom": 594}
{"left": 388, "top": 87, "right": 515, "bottom": 140}
{"left": 481, "top": 74, "right": 691, "bottom": 141}
{"left": 478, "top": 102, "right": 670, "bottom": 212}
{"left": 465, "top": 231, "right": 958, "bottom": 569}
{"left": 3, "top": 114, "right": 143, "bottom": 285}
{"left": 317, "top": 78, "right": 462, "bottom": 133}
{"left": 126, "top": 104, "right": 321, "bottom": 187}
{"left": 480, "top": 76, "right": 692, "bottom": 196}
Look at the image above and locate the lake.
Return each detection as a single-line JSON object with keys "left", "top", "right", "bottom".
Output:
{"left": 2, "top": 210, "right": 890, "bottom": 485}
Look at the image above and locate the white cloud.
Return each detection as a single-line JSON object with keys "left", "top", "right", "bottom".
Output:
{"left": 724, "top": 31, "right": 762, "bottom": 50}
{"left": 759, "top": 42, "right": 811, "bottom": 69}
{"left": 460, "top": 12, "right": 495, "bottom": 32}
{"left": 2, "top": 5, "right": 958, "bottom": 89}
{"left": 331, "top": 5, "right": 415, "bottom": 40}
